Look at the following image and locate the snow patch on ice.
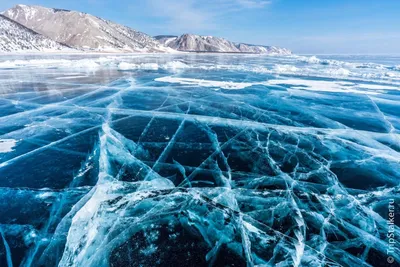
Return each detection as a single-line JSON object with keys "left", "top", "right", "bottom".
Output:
{"left": 298, "top": 55, "right": 321, "bottom": 64}
{"left": 323, "top": 68, "right": 351, "bottom": 76}
{"left": 156, "top": 75, "right": 399, "bottom": 94}
{"left": 273, "top": 64, "right": 299, "bottom": 73}
{"left": 118, "top": 62, "right": 159, "bottom": 70}
{"left": 0, "top": 139, "right": 18, "bottom": 153}
{"left": 155, "top": 76, "right": 257, "bottom": 89}
{"left": 294, "top": 55, "right": 393, "bottom": 71}
{"left": 356, "top": 84, "right": 400, "bottom": 90}
{"left": 118, "top": 61, "right": 188, "bottom": 71}
{"left": 163, "top": 61, "right": 188, "bottom": 70}
{"left": 0, "top": 58, "right": 103, "bottom": 69}
{"left": 267, "top": 79, "right": 382, "bottom": 95}
{"left": 55, "top": 75, "right": 88, "bottom": 80}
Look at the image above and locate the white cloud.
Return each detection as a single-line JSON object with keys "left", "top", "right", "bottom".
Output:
{"left": 145, "top": 0, "right": 273, "bottom": 33}
{"left": 236, "top": 0, "right": 272, "bottom": 9}
{"left": 145, "top": 0, "right": 215, "bottom": 32}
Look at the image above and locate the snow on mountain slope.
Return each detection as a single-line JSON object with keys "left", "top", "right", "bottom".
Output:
{"left": 154, "top": 35, "right": 180, "bottom": 47}
{"left": 235, "top": 43, "right": 291, "bottom": 55}
{"left": 0, "top": 14, "right": 71, "bottom": 52}
{"left": 2, "top": 4, "right": 172, "bottom": 53}
{"left": 156, "top": 34, "right": 241, "bottom": 53}
{"left": 155, "top": 34, "right": 291, "bottom": 55}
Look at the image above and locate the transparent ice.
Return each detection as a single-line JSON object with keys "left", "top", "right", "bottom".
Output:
{"left": 0, "top": 54, "right": 399, "bottom": 266}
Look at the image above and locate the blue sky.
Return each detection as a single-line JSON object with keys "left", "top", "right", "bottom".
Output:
{"left": 1, "top": 0, "right": 400, "bottom": 54}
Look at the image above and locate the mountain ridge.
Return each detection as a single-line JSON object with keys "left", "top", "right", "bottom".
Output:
{"left": 1, "top": 4, "right": 291, "bottom": 54}
{"left": 2, "top": 4, "right": 171, "bottom": 53}
{"left": 155, "top": 34, "right": 291, "bottom": 55}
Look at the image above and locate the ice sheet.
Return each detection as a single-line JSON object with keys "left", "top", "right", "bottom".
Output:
{"left": 0, "top": 53, "right": 399, "bottom": 267}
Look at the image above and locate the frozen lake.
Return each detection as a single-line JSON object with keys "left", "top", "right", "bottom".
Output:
{"left": 0, "top": 53, "right": 399, "bottom": 266}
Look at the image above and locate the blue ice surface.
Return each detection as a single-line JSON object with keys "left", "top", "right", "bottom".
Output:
{"left": 0, "top": 53, "right": 399, "bottom": 266}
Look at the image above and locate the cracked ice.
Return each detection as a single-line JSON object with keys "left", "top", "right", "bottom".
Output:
{"left": 0, "top": 54, "right": 399, "bottom": 267}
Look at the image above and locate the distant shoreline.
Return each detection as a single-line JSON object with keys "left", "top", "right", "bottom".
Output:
{"left": 0, "top": 51, "right": 291, "bottom": 56}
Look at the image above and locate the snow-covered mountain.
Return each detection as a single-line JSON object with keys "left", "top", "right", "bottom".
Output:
{"left": 0, "top": 14, "right": 71, "bottom": 52}
{"left": 0, "top": 4, "right": 291, "bottom": 54}
{"left": 155, "top": 34, "right": 240, "bottom": 53}
{"left": 155, "top": 34, "right": 291, "bottom": 55}
{"left": 2, "top": 4, "right": 171, "bottom": 53}
{"left": 235, "top": 43, "right": 291, "bottom": 54}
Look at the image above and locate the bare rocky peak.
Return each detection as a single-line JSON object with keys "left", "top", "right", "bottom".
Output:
{"left": 155, "top": 33, "right": 291, "bottom": 55}
{"left": 3, "top": 4, "right": 170, "bottom": 52}
{"left": 0, "top": 14, "right": 71, "bottom": 52}
{"left": 156, "top": 34, "right": 240, "bottom": 53}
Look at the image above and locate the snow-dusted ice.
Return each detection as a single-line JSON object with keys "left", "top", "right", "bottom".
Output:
{"left": 0, "top": 53, "right": 399, "bottom": 266}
